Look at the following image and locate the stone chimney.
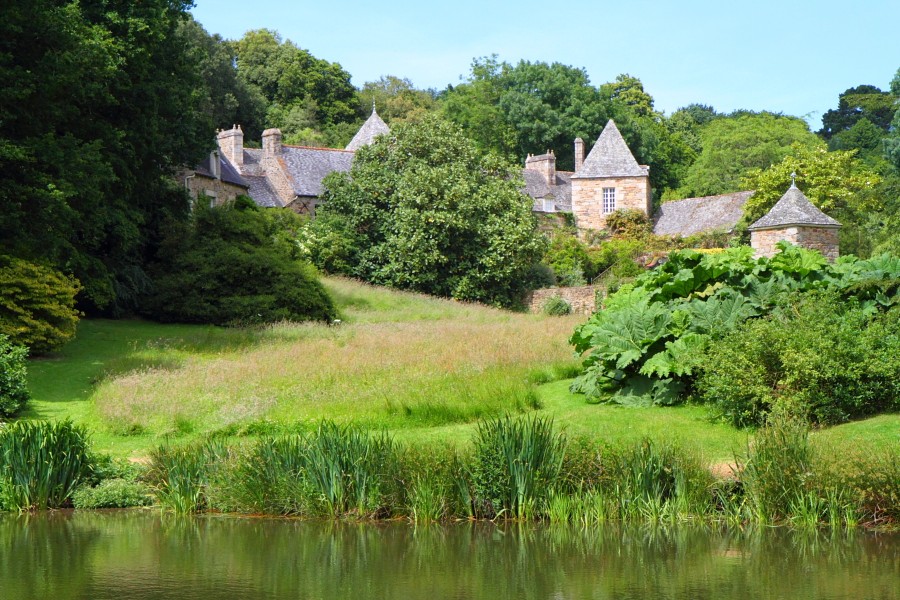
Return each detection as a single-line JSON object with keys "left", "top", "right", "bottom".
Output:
{"left": 574, "top": 137, "right": 585, "bottom": 172}
{"left": 262, "top": 128, "right": 283, "bottom": 158}
{"left": 217, "top": 125, "right": 243, "bottom": 168}
{"left": 210, "top": 150, "right": 221, "bottom": 180}
{"left": 525, "top": 150, "right": 556, "bottom": 186}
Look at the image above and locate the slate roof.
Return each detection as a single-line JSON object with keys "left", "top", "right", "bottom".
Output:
{"left": 280, "top": 146, "right": 354, "bottom": 197}
{"left": 523, "top": 170, "right": 572, "bottom": 212}
{"left": 748, "top": 184, "right": 841, "bottom": 230}
{"left": 571, "top": 120, "right": 647, "bottom": 179}
{"left": 243, "top": 175, "right": 282, "bottom": 208}
{"left": 193, "top": 154, "right": 249, "bottom": 188}
{"left": 653, "top": 191, "right": 753, "bottom": 237}
{"left": 345, "top": 108, "right": 390, "bottom": 151}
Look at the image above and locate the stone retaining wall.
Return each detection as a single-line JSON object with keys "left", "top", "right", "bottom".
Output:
{"left": 528, "top": 285, "right": 602, "bottom": 315}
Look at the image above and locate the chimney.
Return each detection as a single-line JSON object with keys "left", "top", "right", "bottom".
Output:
{"left": 262, "top": 128, "right": 283, "bottom": 158}
{"left": 210, "top": 150, "right": 221, "bottom": 180}
{"left": 217, "top": 125, "right": 243, "bottom": 168}
{"left": 574, "top": 137, "right": 585, "bottom": 172}
{"left": 524, "top": 150, "right": 556, "bottom": 186}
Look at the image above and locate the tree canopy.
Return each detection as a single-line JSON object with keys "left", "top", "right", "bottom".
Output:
{"left": 307, "top": 116, "right": 545, "bottom": 308}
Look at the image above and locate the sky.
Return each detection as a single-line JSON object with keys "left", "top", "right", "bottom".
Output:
{"left": 190, "top": 0, "right": 900, "bottom": 129}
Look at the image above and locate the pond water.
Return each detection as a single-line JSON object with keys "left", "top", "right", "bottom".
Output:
{"left": 2, "top": 511, "right": 898, "bottom": 600}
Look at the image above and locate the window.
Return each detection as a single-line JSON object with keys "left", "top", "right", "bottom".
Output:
{"left": 602, "top": 187, "right": 616, "bottom": 214}
{"left": 542, "top": 199, "right": 555, "bottom": 213}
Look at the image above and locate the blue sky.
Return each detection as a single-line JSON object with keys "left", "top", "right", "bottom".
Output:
{"left": 191, "top": 0, "right": 899, "bottom": 128}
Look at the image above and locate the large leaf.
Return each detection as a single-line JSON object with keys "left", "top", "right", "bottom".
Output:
{"left": 587, "top": 300, "right": 671, "bottom": 370}
{"left": 640, "top": 333, "right": 710, "bottom": 378}
{"left": 687, "top": 291, "right": 757, "bottom": 336}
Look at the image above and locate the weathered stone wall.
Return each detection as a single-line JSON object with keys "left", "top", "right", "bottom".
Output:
{"left": 797, "top": 226, "right": 840, "bottom": 261}
{"left": 183, "top": 173, "right": 247, "bottom": 207}
{"left": 751, "top": 226, "right": 840, "bottom": 261}
{"left": 571, "top": 175, "right": 650, "bottom": 232}
{"left": 527, "top": 285, "right": 602, "bottom": 315}
{"left": 263, "top": 155, "right": 296, "bottom": 206}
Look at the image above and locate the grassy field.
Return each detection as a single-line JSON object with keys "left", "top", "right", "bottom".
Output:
{"left": 24, "top": 277, "right": 899, "bottom": 462}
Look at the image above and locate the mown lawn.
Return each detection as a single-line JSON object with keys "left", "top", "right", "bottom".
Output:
{"left": 24, "top": 277, "right": 900, "bottom": 461}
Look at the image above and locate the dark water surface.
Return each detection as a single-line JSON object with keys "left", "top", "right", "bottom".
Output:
{"left": 2, "top": 510, "right": 898, "bottom": 600}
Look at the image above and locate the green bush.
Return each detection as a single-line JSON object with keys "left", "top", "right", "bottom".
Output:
{"left": 604, "top": 209, "right": 652, "bottom": 238}
{"left": 72, "top": 479, "right": 153, "bottom": 509}
{"left": 542, "top": 295, "right": 572, "bottom": 316}
{"left": 144, "top": 197, "right": 336, "bottom": 325}
{"left": 0, "top": 335, "right": 29, "bottom": 418}
{"left": 696, "top": 293, "right": 900, "bottom": 427}
{"left": 0, "top": 419, "right": 93, "bottom": 510}
{"left": 0, "top": 256, "right": 80, "bottom": 354}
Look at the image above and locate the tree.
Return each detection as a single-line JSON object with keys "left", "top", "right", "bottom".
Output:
{"left": 442, "top": 57, "right": 610, "bottom": 170}
{"left": 0, "top": 0, "right": 210, "bottom": 313}
{"left": 882, "top": 68, "right": 900, "bottom": 170}
{"left": 678, "top": 113, "right": 819, "bottom": 197}
{"left": 600, "top": 74, "right": 655, "bottom": 118}
{"left": 310, "top": 116, "right": 546, "bottom": 308}
{"left": 233, "top": 29, "right": 359, "bottom": 139}
{"left": 819, "top": 84, "right": 895, "bottom": 139}
{"left": 358, "top": 76, "right": 437, "bottom": 124}
{"left": 144, "top": 197, "right": 336, "bottom": 325}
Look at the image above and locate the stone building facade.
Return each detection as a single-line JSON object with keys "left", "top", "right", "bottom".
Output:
{"left": 179, "top": 150, "right": 249, "bottom": 206}
{"left": 748, "top": 183, "right": 841, "bottom": 260}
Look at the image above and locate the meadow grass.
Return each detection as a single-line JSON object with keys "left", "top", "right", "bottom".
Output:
{"left": 23, "top": 276, "right": 900, "bottom": 474}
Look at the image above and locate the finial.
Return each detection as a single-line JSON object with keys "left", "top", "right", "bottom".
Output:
{"left": 372, "top": 100, "right": 377, "bottom": 115}
{"left": 790, "top": 172, "right": 797, "bottom": 188}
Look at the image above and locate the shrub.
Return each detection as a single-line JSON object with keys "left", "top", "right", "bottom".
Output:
{"left": 0, "top": 419, "right": 93, "bottom": 510}
{"left": 0, "top": 335, "right": 29, "bottom": 418}
{"left": 0, "top": 256, "right": 80, "bottom": 354}
{"left": 542, "top": 295, "right": 572, "bottom": 316}
{"left": 544, "top": 234, "right": 595, "bottom": 282}
{"left": 144, "top": 198, "right": 336, "bottom": 325}
{"left": 604, "top": 209, "right": 652, "bottom": 238}
{"left": 696, "top": 293, "right": 900, "bottom": 427}
{"left": 72, "top": 479, "right": 153, "bottom": 509}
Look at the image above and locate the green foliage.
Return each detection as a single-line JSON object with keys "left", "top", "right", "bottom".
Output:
{"left": 678, "top": 113, "right": 819, "bottom": 197}
{"left": 542, "top": 296, "right": 572, "bottom": 316}
{"left": 0, "top": 419, "right": 93, "bottom": 511}
{"left": 470, "top": 415, "right": 566, "bottom": 518}
{"left": 819, "top": 84, "right": 895, "bottom": 139}
{"left": 696, "top": 293, "right": 900, "bottom": 427}
{"left": 0, "top": 335, "right": 29, "bottom": 418}
{"left": 310, "top": 116, "right": 545, "bottom": 308}
{"left": 604, "top": 209, "right": 653, "bottom": 238}
{"left": 72, "top": 479, "right": 153, "bottom": 509}
{"left": 145, "top": 198, "right": 336, "bottom": 325}
{"left": 358, "top": 76, "right": 437, "bottom": 125}
{"left": 543, "top": 234, "right": 593, "bottom": 284}
{"left": 741, "top": 142, "right": 881, "bottom": 225}
{"left": 148, "top": 440, "right": 227, "bottom": 514}
{"left": 0, "top": 0, "right": 209, "bottom": 312}
{"left": 0, "top": 256, "right": 80, "bottom": 354}
{"left": 571, "top": 244, "right": 900, "bottom": 417}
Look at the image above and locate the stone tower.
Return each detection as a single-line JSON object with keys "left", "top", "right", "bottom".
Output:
{"left": 748, "top": 180, "right": 841, "bottom": 260}
{"left": 570, "top": 120, "right": 650, "bottom": 232}
{"left": 345, "top": 106, "right": 390, "bottom": 151}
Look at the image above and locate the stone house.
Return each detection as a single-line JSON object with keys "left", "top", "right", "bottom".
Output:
{"left": 748, "top": 182, "right": 841, "bottom": 260}
{"left": 212, "top": 108, "right": 390, "bottom": 213}
{"left": 179, "top": 150, "right": 250, "bottom": 206}
{"left": 523, "top": 119, "right": 753, "bottom": 238}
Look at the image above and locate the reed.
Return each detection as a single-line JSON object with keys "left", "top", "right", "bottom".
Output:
{"left": 470, "top": 415, "right": 566, "bottom": 519}
{"left": 0, "top": 419, "right": 93, "bottom": 511}
{"left": 149, "top": 440, "right": 227, "bottom": 514}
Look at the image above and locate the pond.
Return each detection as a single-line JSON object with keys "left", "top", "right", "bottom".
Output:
{"left": 2, "top": 511, "right": 898, "bottom": 600}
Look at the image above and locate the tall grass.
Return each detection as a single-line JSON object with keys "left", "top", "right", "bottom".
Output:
{"left": 148, "top": 440, "right": 227, "bottom": 514}
{"left": 0, "top": 420, "right": 93, "bottom": 510}
{"left": 470, "top": 415, "right": 566, "bottom": 519}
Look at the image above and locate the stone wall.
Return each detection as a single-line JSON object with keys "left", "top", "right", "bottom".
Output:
{"left": 751, "top": 226, "right": 840, "bottom": 261}
{"left": 183, "top": 173, "right": 247, "bottom": 207}
{"left": 571, "top": 175, "right": 650, "bottom": 232}
{"left": 528, "top": 285, "right": 602, "bottom": 315}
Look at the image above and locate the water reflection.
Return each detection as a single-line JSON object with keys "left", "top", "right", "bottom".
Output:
{"left": 0, "top": 511, "right": 897, "bottom": 600}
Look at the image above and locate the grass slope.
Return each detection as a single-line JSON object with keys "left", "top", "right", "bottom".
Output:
{"left": 24, "top": 277, "right": 899, "bottom": 461}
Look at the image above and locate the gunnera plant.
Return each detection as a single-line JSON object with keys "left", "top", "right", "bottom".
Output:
{"left": 0, "top": 419, "right": 93, "bottom": 510}
{"left": 470, "top": 415, "right": 566, "bottom": 519}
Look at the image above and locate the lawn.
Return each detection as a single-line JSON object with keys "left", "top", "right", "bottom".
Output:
{"left": 24, "top": 277, "right": 899, "bottom": 462}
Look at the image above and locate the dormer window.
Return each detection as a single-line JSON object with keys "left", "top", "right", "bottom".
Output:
{"left": 602, "top": 187, "right": 616, "bottom": 214}
{"left": 542, "top": 199, "right": 555, "bottom": 213}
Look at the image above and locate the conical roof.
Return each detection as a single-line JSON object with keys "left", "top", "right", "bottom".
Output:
{"left": 571, "top": 119, "right": 647, "bottom": 178}
{"left": 748, "top": 183, "right": 841, "bottom": 230}
{"left": 345, "top": 107, "right": 390, "bottom": 151}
